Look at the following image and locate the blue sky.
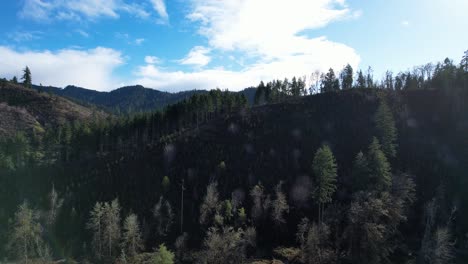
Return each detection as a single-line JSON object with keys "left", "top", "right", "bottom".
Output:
{"left": 0, "top": 0, "right": 467, "bottom": 92}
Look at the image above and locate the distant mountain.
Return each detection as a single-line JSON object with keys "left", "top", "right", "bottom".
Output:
{"left": 0, "top": 82, "right": 107, "bottom": 138}
{"left": 33, "top": 84, "right": 256, "bottom": 114}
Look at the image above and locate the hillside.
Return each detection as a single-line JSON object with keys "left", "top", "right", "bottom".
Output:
{"left": 2, "top": 87, "right": 467, "bottom": 263}
{"left": 33, "top": 84, "right": 255, "bottom": 114}
{"left": 0, "top": 82, "right": 107, "bottom": 138}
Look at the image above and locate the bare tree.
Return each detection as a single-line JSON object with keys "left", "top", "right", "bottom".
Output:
{"left": 103, "top": 199, "right": 121, "bottom": 258}
{"left": 271, "top": 181, "right": 289, "bottom": 226}
{"left": 200, "top": 182, "right": 220, "bottom": 226}
{"left": 153, "top": 196, "right": 174, "bottom": 237}
{"left": 8, "top": 201, "right": 50, "bottom": 263}
{"left": 87, "top": 202, "right": 104, "bottom": 259}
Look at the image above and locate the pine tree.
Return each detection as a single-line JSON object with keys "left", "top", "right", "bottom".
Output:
{"left": 22, "top": 66, "right": 32, "bottom": 89}
{"left": 356, "top": 70, "right": 366, "bottom": 88}
{"left": 11, "top": 76, "right": 18, "bottom": 84}
{"left": 121, "top": 213, "right": 144, "bottom": 257}
{"left": 312, "top": 145, "right": 337, "bottom": 223}
{"left": 321, "top": 68, "right": 340, "bottom": 93}
{"left": 352, "top": 151, "right": 370, "bottom": 192}
{"left": 461, "top": 50, "right": 468, "bottom": 72}
{"left": 367, "top": 138, "right": 392, "bottom": 192}
{"left": 374, "top": 101, "right": 397, "bottom": 158}
{"left": 340, "top": 64, "right": 354, "bottom": 90}
{"left": 152, "top": 244, "right": 175, "bottom": 264}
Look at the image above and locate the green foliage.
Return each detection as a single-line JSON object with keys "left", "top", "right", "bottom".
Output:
{"left": 321, "top": 68, "right": 340, "bottom": 93}
{"left": 340, "top": 64, "right": 354, "bottom": 90}
{"left": 237, "top": 207, "right": 247, "bottom": 225}
{"left": 374, "top": 100, "right": 397, "bottom": 158}
{"left": 161, "top": 176, "right": 170, "bottom": 192}
{"left": 356, "top": 70, "right": 366, "bottom": 89}
{"left": 21, "top": 66, "right": 32, "bottom": 89}
{"left": 151, "top": 244, "right": 174, "bottom": 264}
{"left": 312, "top": 145, "right": 337, "bottom": 206}
{"left": 367, "top": 138, "right": 392, "bottom": 192}
{"left": 352, "top": 151, "right": 370, "bottom": 192}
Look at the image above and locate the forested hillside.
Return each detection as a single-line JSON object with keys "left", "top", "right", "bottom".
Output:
{"left": 32, "top": 84, "right": 256, "bottom": 115}
{"left": 0, "top": 53, "right": 467, "bottom": 264}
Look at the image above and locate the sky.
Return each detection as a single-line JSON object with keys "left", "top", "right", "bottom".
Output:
{"left": 0, "top": 0, "right": 467, "bottom": 92}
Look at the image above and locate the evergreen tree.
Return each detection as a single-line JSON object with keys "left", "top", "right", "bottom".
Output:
{"left": 461, "top": 50, "right": 468, "bottom": 72}
{"left": 367, "top": 138, "right": 392, "bottom": 192}
{"left": 254, "top": 81, "right": 265, "bottom": 105}
{"left": 340, "top": 64, "right": 354, "bottom": 90}
{"left": 352, "top": 151, "right": 370, "bottom": 192}
{"left": 121, "top": 213, "right": 144, "bottom": 257}
{"left": 366, "top": 66, "right": 374, "bottom": 89}
{"left": 374, "top": 100, "right": 397, "bottom": 158}
{"left": 152, "top": 244, "right": 175, "bottom": 264}
{"left": 22, "top": 66, "right": 32, "bottom": 89}
{"left": 321, "top": 68, "right": 340, "bottom": 93}
{"left": 356, "top": 70, "right": 366, "bottom": 89}
{"left": 384, "top": 71, "right": 394, "bottom": 90}
{"left": 312, "top": 145, "right": 337, "bottom": 223}
{"left": 11, "top": 76, "right": 18, "bottom": 84}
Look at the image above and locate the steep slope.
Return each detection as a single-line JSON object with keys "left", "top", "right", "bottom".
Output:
{"left": 4, "top": 88, "right": 467, "bottom": 262}
{"left": 0, "top": 83, "right": 107, "bottom": 137}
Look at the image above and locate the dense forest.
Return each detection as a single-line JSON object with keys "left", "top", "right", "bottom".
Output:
{"left": 0, "top": 50, "right": 468, "bottom": 264}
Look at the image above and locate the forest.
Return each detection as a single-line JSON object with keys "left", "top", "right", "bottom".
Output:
{"left": 0, "top": 50, "right": 468, "bottom": 264}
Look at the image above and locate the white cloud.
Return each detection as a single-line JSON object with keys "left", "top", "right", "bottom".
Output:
{"left": 134, "top": 37, "right": 358, "bottom": 92}
{"left": 145, "top": 56, "right": 162, "bottom": 64}
{"left": 133, "top": 0, "right": 360, "bottom": 91}
{"left": 178, "top": 46, "right": 211, "bottom": 67}
{"left": 135, "top": 38, "right": 145, "bottom": 45}
{"left": 401, "top": 20, "right": 410, "bottom": 27}
{"left": 19, "top": 0, "right": 151, "bottom": 22}
{"left": 150, "top": 0, "right": 169, "bottom": 23}
{"left": 0, "top": 46, "right": 124, "bottom": 91}
{"left": 7, "top": 31, "right": 43, "bottom": 42}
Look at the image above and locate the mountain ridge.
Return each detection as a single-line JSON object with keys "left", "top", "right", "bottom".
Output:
{"left": 33, "top": 84, "right": 256, "bottom": 114}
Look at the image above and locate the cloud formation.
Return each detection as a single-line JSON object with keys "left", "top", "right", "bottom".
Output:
{"left": 150, "top": 0, "right": 169, "bottom": 23}
{"left": 178, "top": 46, "right": 211, "bottom": 67}
{"left": 19, "top": 0, "right": 164, "bottom": 22}
{"left": 136, "top": 0, "right": 361, "bottom": 91}
{"left": 0, "top": 46, "right": 124, "bottom": 91}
